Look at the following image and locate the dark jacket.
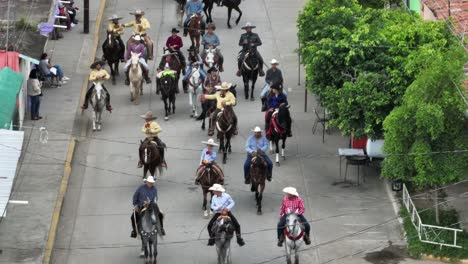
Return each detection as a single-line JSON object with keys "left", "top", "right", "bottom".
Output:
{"left": 265, "top": 68, "right": 283, "bottom": 87}
{"left": 239, "top": 32, "right": 262, "bottom": 50}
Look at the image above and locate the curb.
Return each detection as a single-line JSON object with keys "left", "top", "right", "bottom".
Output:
{"left": 421, "top": 254, "right": 468, "bottom": 264}
{"left": 42, "top": 0, "right": 107, "bottom": 263}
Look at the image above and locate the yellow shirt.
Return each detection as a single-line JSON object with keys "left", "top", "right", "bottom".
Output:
{"left": 204, "top": 91, "right": 236, "bottom": 110}
{"left": 125, "top": 18, "right": 151, "bottom": 35}
{"left": 89, "top": 69, "right": 110, "bottom": 81}
{"left": 108, "top": 22, "right": 124, "bottom": 36}
{"left": 142, "top": 121, "right": 162, "bottom": 138}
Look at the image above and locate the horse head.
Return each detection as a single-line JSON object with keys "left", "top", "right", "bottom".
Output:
{"left": 205, "top": 46, "right": 216, "bottom": 67}
{"left": 285, "top": 209, "right": 303, "bottom": 239}
{"left": 130, "top": 52, "right": 141, "bottom": 69}
{"left": 222, "top": 104, "right": 235, "bottom": 123}
{"left": 93, "top": 82, "right": 104, "bottom": 101}
{"left": 276, "top": 104, "right": 291, "bottom": 130}
{"left": 215, "top": 216, "right": 234, "bottom": 242}
{"left": 160, "top": 75, "right": 175, "bottom": 95}
{"left": 140, "top": 201, "right": 159, "bottom": 236}
{"left": 141, "top": 140, "right": 158, "bottom": 165}
{"left": 189, "top": 68, "right": 202, "bottom": 88}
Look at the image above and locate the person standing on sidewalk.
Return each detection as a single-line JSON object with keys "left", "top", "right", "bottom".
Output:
{"left": 28, "top": 69, "right": 42, "bottom": 120}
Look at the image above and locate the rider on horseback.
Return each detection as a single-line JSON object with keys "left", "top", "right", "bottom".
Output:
{"left": 125, "top": 9, "right": 154, "bottom": 60}
{"left": 166, "top": 28, "right": 187, "bottom": 74}
{"left": 130, "top": 176, "right": 166, "bottom": 238}
{"left": 207, "top": 184, "right": 245, "bottom": 246}
{"left": 183, "top": 0, "right": 206, "bottom": 37}
{"left": 105, "top": 14, "right": 125, "bottom": 62}
{"left": 277, "top": 187, "right": 311, "bottom": 246}
{"left": 203, "top": 66, "right": 221, "bottom": 93}
{"left": 201, "top": 23, "right": 224, "bottom": 72}
{"left": 261, "top": 59, "right": 286, "bottom": 109}
{"left": 81, "top": 61, "right": 112, "bottom": 112}
{"left": 265, "top": 84, "right": 292, "bottom": 137}
{"left": 138, "top": 111, "right": 167, "bottom": 168}
{"left": 244, "top": 126, "right": 273, "bottom": 183}
{"left": 202, "top": 82, "right": 238, "bottom": 136}
{"left": 195, "top": 138, "right": 224, "bottom": 184}
{"left": 124, "top": 35, "right": 152, "bottom": 85}
{"left": 237, "top": 22, "right": 265, "bottom": 77}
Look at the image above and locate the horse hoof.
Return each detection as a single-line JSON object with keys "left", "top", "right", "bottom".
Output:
{"left": 223, "top": 160, "right": 226, "bottom": 164}
{"left": 190, "top": 114, "right": 194, "bottom": 118}
{"left": 283, "top": 156, "right": 286, "bottom": 161}
{"left": 165, "top": 117, "right": 169, "bottom": 121}
{"left": 276, "top": 162, "right": 280, "bottom": 167}
{"left": 139, "top": 251, "right": 145, "bottom": 258}
{"left": 250, "top": 97, "right": 255, "bottom": 101}
{"left": 257, "top": 211, "right": 262, "bottom": 215}
{"left": 203, "top": 211, "right": 209, "bottom": 218}
{"left": 92, "top": 128, "right": 96, "bottom": 132}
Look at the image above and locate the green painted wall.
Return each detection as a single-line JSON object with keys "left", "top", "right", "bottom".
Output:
{"left": 408, "top": 0, "right": 420, "bottom": 14}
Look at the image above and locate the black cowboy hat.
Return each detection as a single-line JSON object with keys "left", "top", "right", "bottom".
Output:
{"left": 171, "top": 28, "right": 180, "bottom": 33}
{"left": 207, "top": 66, "right": 218, "bottom": 74}
{"left": 90, "top": 60, "right": 105, "bottom": 69}
{"left": 271, "top": 83, "right": 282, "bottom": 90}
{"left": 187, "top": 46, "right": 197, "bottom": 52}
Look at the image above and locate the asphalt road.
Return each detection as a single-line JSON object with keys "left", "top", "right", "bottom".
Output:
{"left": 49, "top": 0, "right": 429, "bottom": 263}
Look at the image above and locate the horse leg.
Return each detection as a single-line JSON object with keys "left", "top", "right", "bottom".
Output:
{"left": 97, "top": 110, "right": 102, "bottom": 131}
{"left": 234, "top": 5, "right": 242, "bottom": 25}
{"left": 153, "top": 237, "right": 158, "bottom": 264}
{"left": 250, "top": 80, "right": 255, "bottom": 101}
{"left": 275, "top": 139, "right": 280, "bottom": 166}
{"left": 172, "top": 94, "right": 176, "bottom": 114}
{"left": 203, "top": 190, "right": 209, "bottom": 218}
{"left": 243, "top": 79, "right": 249, "bottom": 100}
{"left": 282, "top": 137, "right": 286, "bottom": 160}
{"left": 223, "top": 137, "right": 228, "bottom": 164}
{"left": 164, "top": 98, "right": 169, "bottom": 121}
{"left": 257, "top": 185, "right": 264, "bottom": 215}
{"left": 227, "top": 7, "right": 233, "bottom": 29}
{"left": 111, "top": 64, "right": 116, "bottom": 85}
{"left": 92, "top": 110, "right": 97, "bottom": 131}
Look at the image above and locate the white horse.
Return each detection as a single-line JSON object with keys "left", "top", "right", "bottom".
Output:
{"left": 284, "top": 210, "right": 304, "bottom": 264}
{"left": 129, "top": 52, "right": 144, "bottom": 105}
{"left": 90, "top": 81, "right": 106, "bottom": 132}
{"left": 188, "top": 68, "right": 203, "bottom": 118}
{"left": 205, "top": 46, "right": 218, "bottom": 69}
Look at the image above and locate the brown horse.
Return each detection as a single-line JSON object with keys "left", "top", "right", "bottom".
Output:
{"left": 139, "top": 140, "right": 163, "bottom": 179}
{"left": 249, "top": 153, "right": 267, "bottom": 215}
{"left": 215, "top": 105, "right": 236, "bottom": 164}
{"left": 187, "top": 14, "right": 202, "bottom": 52}
{"left": 195, "top": 163, "right": 224, "bottom": 218}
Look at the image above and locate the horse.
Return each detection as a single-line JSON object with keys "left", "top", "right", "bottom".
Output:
{"left": 203, "top": 46, "right": 219, "bottom": 69}
{"left": 102, "top": 32, "right": 122, "bottom": 85}
{"left": 159, "top": 74, "right": 177, "bottom": 121}
{"left": 195, "top": 163, "right": 224, "bottom": 217}
{"left": 188, "top": 14, "right": 203, "bottom": 52}
{"left": 139, "top": 140, "right": 163, "bottom": 179}
{"left": 139, "top": 201, "right": 162, "bottom": 264}
{"left": 284, "top": 210, "right": 305, "bottom": 264}
{"left": 215, "top": 105, "right": 235, "bottom": 164}
{"left": 266, "top": 105, "right": 291, "bottom": 166}
{"left": 249, "top": 153, "right": 267, "bottom": 215}
{"left": 129, "top": 52, "right": 144, "bottom": 104}
{"left": 213, "top": 215, "right": 234, "bottom": 264}
{"left": 240, "top": 47, "right": 260, "bottom": 101}
{"left": 89, "top": 81, "right": 106, "bottom": 132}
{"left": 203, "top": 0, "right": 242, "bottom": 29}
{"left": 188, "top": 68, "right": 203, "bottom": 118}
{"left": 199, "top": 88, "right": 217, "bottom": 131}
{"left": 176, "top": 0, "right": 186, "bottom": 27}
{"left": 158, "top": 48, "right": 186, "bottom": 92}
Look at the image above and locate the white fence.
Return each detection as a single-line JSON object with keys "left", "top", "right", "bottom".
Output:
{"left": 402, "top": 184, "right": 463, "bottom": 248}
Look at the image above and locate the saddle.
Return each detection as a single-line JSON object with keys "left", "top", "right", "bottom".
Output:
{"left": 266, "top": 110, "right": 286, "bottom": 139}
{"left": 196, "top": 163, "right": 225, "bottom": 184}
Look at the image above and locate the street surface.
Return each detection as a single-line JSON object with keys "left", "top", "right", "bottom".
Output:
{"left": 49, "top": 0, "right": 439, "bottom": 263}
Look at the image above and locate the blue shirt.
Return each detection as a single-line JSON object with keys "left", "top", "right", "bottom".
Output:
{"left": 202, "top": 33, "right": 220, "bottom": 49}
{"left": 211, "top": 192, "right": 235, "bottom": 213}
{"left": 133, "top": 184, "right": 158, "bottom": 207}
{"left": 266, "top": 93, "right": 288, "bottom": 110}
{"left": 185, "top": 0, "right": 204, "bottom": 16}
{"left": 245, "top": 135, "right": 269, "bottom": 154}
{"left": 200, "top": 147, "right": 217, "bottom": 165}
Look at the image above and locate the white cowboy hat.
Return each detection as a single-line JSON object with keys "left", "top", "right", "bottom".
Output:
{"left": 283, "top": 187, "right": 299, "bottom": 196}
{"left": 140, "top": 111, "right": 157, "bottom": 120}
{"left": 209, "top": 184, "right": 225, "bottom": 192}
{"left": 108, "top": 14, "right": 122, "bottom": 21}
{"left": 241, "top": 22, "right": 256, "bottom": 29}
{"left": 201, "top": 138, "right": 219, "bottom": 146}
{"left": 130, "top": 9, "right": 145, "bottom": 15}
{"left": 270, "top": 59, "right": 279, "bottom": 65}
{"left": 252, "top": 126, "right": 263, "bottom": 133}
{"left": 133, "top": 35, "right": 142, "bottom": 41}
{"left": 215, "top": 82, "right": 232, "bottom": 90}
{"left": 145, "top": 176, "right": 156, "bottom": 183}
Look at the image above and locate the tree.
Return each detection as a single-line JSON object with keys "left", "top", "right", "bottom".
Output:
{"left": 382, "top": 46, "right": 468, "bottom": 223}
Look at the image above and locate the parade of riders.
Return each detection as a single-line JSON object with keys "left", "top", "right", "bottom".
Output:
{"left": 105, "top": 14, "right": 126, "bottom": 62}
{"left": 201, "top": 23, "right": 224, "bottom": 72}
{"left": 124, "top": 34, "right": 152, "bottom": 85}
{"left": 237, "top": 22, "right": 265, "bottom": 77}
{"left": 244, "top": 126, "right": 273, "bottom": 183}
{"left": 183, "top": 0, "right": 206, "bottom": 37}
{"left": 81, "top": 61, "right": 112, "bottom": 112}
{"left": 124, "top": 9, "right": 154, "bottom": 60}
{"left": 138, "top": 111, "right": 167, "bottom": 168}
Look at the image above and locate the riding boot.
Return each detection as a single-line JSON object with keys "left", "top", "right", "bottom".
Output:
{"left": 233, "top": 116, "right": 238, "bottom": 135}
{"left": 159, "top": 213, "right": 166, "bottom": 236}
{"left": 137, "top": 160, "right": 143, "bottom": 168}
{"left": 143, "top": 69, "right": 152, "bottom": 84}
{"left": 267, "top": 171, "right": 272, "bottom": 182}
{"left": 208, "top": 117, "right": 215, "bottom": 136}
{"left": 304, "top": 234, "right": 311, "bottom": 245}
{"left": 125, "top": 69, "right": 130, "bottom": 85}
{"left": 156, "top": 80, "right": 160, "bottom": 95}
{"left": 277, "top": 236, "right": 284, "bottom": 247}
{"left": 81, "top": 88, "right": 92, "bottom": 109}
{"left": 236, "top": 229, "right": 245, "bottom": 246}
{"left": 259, "top": 67, "right": 265, "bottom": 77}
{"left": 244, "top": 175, "right": 251, "bottom": 185}
{"left": 207, "top": 231, "right": 215, "bottom": 246}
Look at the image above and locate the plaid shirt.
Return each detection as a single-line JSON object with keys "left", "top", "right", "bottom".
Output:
{"left": 279, "top": 196, "right": 305, "bottom": 217}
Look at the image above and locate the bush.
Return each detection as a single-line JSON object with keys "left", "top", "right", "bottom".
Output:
{"left": 15, "top": 17, "right": 37, "bottom": 32}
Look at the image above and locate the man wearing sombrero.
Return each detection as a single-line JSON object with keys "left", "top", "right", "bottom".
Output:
{"left": 124, "top": 35, "right": 152, "bottom": 85}
{"left": 201, "top": 23, "right": 224, "bottom": 72}
{"left": 201, "top": 81, "right": 238, "bottom": 136}
{"left": 195, "top": 138, "right": 224, "bottom": 185}
{"left": 237, "top": 22, "right": 265, "bottom": 77}
{"left": 277, "top": 187, "right": 311, "bottom": 246}
{"left": 244, "top": 126, "right": 273, "bottom": 183}
{"left": 81, "top": 61, "right": 113, "bottom": 112}
{"left": 124, "top": 9, "right": 154, "bottom": 60}
{"left": 105, "top": 14, "right": 126, "bottom": 62}
{"left": 138, "top": 111, "right": 167, "bottom": 168}
{"left": 165, "top": 28, "right": 187, "bottom": 72}
{"left": 183, "top": 0, "right": 206, "bottom": 37}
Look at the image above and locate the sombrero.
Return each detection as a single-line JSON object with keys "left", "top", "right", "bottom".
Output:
{"left": 241, "top": 22, "right": 256, "bottom": 29}
{"left": 108, "top": 14, "right": 122, "bottom": 21}
{"left": 252, "top": 126, "right": 263, "bottom": 133}
{"left": 171, "top": 28, "right": 180, "bottom": 33}
{"left": 215, "top": 82, "right": 232, "bottom": 90}
{"left": 209, "top": 184, "right": 225, "bottom": 192}
{"left": 140, "top": 111, "right": 157, "bottom": 120}
{"left": 207, "top": 66, "right": 218, "bottom": 74}
{"left": 144, "top": 175, "right": 156, "bottom": 183}
{"left": 270, "top": 58, "right": 279, "bottom": 65}
{"left": 187, "top": 46, "right": 197, "bottom": 52}
{"left": 130, "top": 9, "right": 145, "bottom": 16}
{"left": 283, "top": 187, "right": 299, "bottom": 196}
{"left": 90, "top": 60, "right": 105, "bottom": 69}
{"left": 201, "top": 138, "right": 219, "bottom": 146}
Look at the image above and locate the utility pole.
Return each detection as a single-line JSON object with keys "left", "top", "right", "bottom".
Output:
{"left": 448, "top": 0, "right": 451, "bottom": 17}
{"left": 5, "top": 0, "right": 11, "bottom": 49}
{"left": 83, "top": 0, "right": 89, "bottom": 33}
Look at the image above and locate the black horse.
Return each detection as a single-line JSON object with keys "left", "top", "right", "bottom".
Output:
{"left": 240, "top": 46, "right": 260, "bottom": 101}
{"left": 102, "top": 32, "right": 122, "bottom": 85}
{"left": 158, "top": 75, "right": 177, "bottom": 121}
{"left": 215, "top": 105, "right": 236, "bottom": 164}
{"left": 203, "top": 0, "right": 242, "bottom": 29}
{"left": 266, "top": 105, "right": 292, "bottom": 166}
{"left": 199, "top": 85, "right": 237, "bottom": 131}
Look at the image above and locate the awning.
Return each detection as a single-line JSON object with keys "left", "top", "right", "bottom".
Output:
{"left": 0, "top": 51, "right": 19, "bottom": 72}
{"left": 19, "top": 53, "right": 40, "bottom": 65}
{"left": 0, "top": 67, "right": 24, "bottom": 128}
{"left": 0, "top": 129, "right": 24, "bottom": 217}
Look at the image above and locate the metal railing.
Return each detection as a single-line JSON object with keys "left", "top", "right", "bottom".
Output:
{"left": 402, "top": 184, "right": 463, "bottom": 248}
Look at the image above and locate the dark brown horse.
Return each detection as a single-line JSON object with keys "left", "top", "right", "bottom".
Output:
{"left": 240, "top": 46, "right": 260, "bottom": 101}
{"left": 102, "top": 32, "right": 122, "bottom": 85}
{"left": 195, "top": 163, "right": 224, "bottom": 218}
{"left": 215, "top": 105, "right": 236, "bottom": 164}
{"left": 266, "top": 105, "right": 292, "bottom": 166}
{"left": 188, "top": 14, "right": 202, "bottom": 52}
{"left": 139, "top": 140, "right": 163, "bottom": 179}
{"left": 203, "top": 0, "right": 242, "bottom": 29}
{"left": 249, "top": 153, "right": 267, "bottom": 215}
{"left": 157, "top": 49, "right": 187, "bottom": 92}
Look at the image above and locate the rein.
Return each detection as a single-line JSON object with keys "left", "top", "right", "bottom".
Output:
{"left": 284, "top": 223, "right": 305, "bottom": 241}
{"left": 216, "top": 110, "right": 233, "bottom": 133}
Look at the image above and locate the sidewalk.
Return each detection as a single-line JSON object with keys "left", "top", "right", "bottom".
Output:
{"left": 445, "top": 181, "right": 468, "bottom": 230}
{"left": 0, "top": 0, "right": 103, "bottom": 263}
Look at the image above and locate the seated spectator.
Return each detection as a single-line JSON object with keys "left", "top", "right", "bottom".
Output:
{"left": 38, "top": 53, "right": 69, "bottom": 86}
{"left": 28, "top": 69, "right": 42, "bottom": 120}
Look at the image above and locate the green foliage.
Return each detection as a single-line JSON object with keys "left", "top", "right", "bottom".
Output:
{"left": 15, "top": 17, "right": 37, "bottom": 32}
{"left": 382, "top": 46, "right": 468, "bottom": 189}
{"left": 400, "top": 206, "right": 468, "bottom": 260}
{"left": 358, "top": 0, "right": 402, "bottom": 8}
